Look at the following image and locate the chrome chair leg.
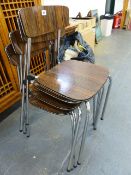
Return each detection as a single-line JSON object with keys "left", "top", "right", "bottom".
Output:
{"left": 57, "top": 29, "right": 61, "bottom": 64}
{"left": 98, "top": 87, "right": 105, "bottom": 116}
{"left": 70, "top": 111, "right": 78, "bottom": 168}
{"left": 73, "top": 109, "right": 81, "bottom": 168}
{"left": 67, "top": 107, "right": 82, "bottom": 172}
{"left": 93, "top": 88, "right": 103, "bottom": 130}
{"left": 17, "top": 65, "right": 21, "bottom": 91}
{"left": 92, "top": 96, "right": 96, "bottom": 125}
{"left": 57, "top": 111, "right": 78, "bottom": 174}
{"left": 23, "top": 101, "right": 29, "bottom": 135}
{"left": 19, "top": 55, "right": 23, "bottom": 91}
{"left": 23, "top": 111, "right": 27, "bottom": 134}
{"left": 25, "top": 38, "right": 31, "bottom": 137}
{"left": 19, "top": 47, "right": 27, "bottom": 132}
{"left": 101, "top": 75, "right": 112, "bottom": 120}
{"left": 77, "top": 102, "right": 90, "bottom": 165}
{"left": 19, "top": 85, "right": 25, "bottom": 132}
{"left": 54, "top": 39, "right": 58, "bottom": 66}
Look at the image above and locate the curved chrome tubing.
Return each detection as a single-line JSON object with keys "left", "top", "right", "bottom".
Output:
{"left": 19, "top": 43, "right": 27, "bottom": 132}
{"left": 93, "top": 75, "right": 112, "bottom": 130}
{"left": 77, "top": 102, "right": 90, "bottom": 165}
{"left": 101, "top": 75, "right": 112, "bottom": 120}
{"left": 67, "top": 107, "right": 82, "bottom": 172}
{"left": 93, "top": 87, "right": 104, "bottom": 130}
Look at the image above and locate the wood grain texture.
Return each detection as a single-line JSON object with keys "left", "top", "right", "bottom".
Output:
{"left": 5, "top": 44, "right": 20, "bottom": 66}
{"left": 29, "top": 96, "right": 72, "bottom": 115}
{"left": 8, "top": 30, "right": 57, "bottom": 70}
{"left": 37, "top": 60, "right": 109, "bottom": 101}
{"left": 33, "top": 81, "right": 81, "bottom": 104}
{"left": 30, "top": 85, "right": 79, "bottom": 111}
{"left": 18, "top": 6, "right": 69, "bottom": 38}
{"left": 9, "top": 30, "right": 51, "bottom": 55}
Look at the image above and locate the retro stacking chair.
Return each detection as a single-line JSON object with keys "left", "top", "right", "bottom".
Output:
{"left": 5, "top": 43, "right": 111, "bottom": 172}
{"left": 5, "top": 5, "right": 112, "bottom": 172}
{"left": 8, "top": 30, "right": 112, "bottom": 132}
{"left": 17, "top": 5, "right": 85, "bottom": 171}
{"left": 5, "top": 44, "right": 83, "bottom": 172}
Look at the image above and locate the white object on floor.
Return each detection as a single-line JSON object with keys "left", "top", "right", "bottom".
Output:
{"left": 63, "top": 49, "right": 78, "bottom": 61}
{"left": 101, "top": 19, "right": 113, "bottom": 37}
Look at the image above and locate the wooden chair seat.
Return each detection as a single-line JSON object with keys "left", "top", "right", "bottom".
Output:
{"left": 37, "top": 60, "right": 109, "bottom": 101}
{"left": 30, "top": 85, "right": 80, "bottom": 111}
{"left": 33, "top": 81, "right": 81, "bottom": 104}
{"left": 29, "top": 96, "right": 69, "bottom": 115}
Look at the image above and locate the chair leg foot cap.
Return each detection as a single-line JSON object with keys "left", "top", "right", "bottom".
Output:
{"left": 67, "top": 168, "right": 73, "bottom": 172}
{"left": 77, "top": 162, "right": 81, "bottom": 165}
{"left": 73, "top": 165, "right": 77, "bottom": 168}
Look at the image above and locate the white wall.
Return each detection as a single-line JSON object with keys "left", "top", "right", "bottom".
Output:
{"left": 42, "top": 0, "right": 124, "bottom": 16}
{"left": 114, "top": 0, "right": 123, "bottom": 13}
{"left": 42, "top": 0, "right": 106, "bottom": 17}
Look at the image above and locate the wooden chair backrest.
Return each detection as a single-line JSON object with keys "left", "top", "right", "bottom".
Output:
{"left": 9, "top": 30, "right": 25, "bottom": 55}
{"left": 18, "top": 6, "right": 69, "bottom": 38}
{"left": 17, "top": 16, "right": 57, "bottom": 44}
{"left": 5, "top": 44, "right": 19, "bottom": 66}
{"left": 9, "top": 30, "right": 53, "bottom": 56}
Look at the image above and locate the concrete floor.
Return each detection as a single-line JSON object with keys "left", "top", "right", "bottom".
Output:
{"left": 0, "top": 29, "right": 131, "bottom": 175}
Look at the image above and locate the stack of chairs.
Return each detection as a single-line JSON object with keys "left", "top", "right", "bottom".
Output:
{"left": 5, "top": 5, "right": 112, "bottom": 172}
